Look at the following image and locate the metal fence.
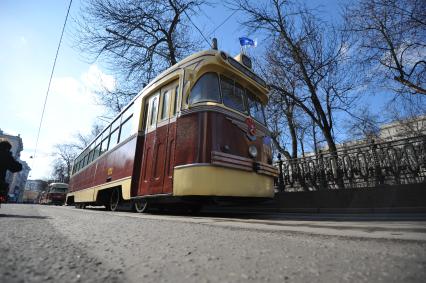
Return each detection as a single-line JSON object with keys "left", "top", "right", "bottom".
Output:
{"left": 276, "top": 135, "right": 426, "bottom": 191}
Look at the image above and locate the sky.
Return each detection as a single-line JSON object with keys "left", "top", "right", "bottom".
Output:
{"left": 0, "top": 0, "right": 343, "bottom": 179}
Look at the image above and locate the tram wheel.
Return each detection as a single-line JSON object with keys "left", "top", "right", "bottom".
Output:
{"left": 105, "top": 189, "right": 120, "bottom": 211}
{"left": 133, "top": 199, "right": 148, "bottom": 213}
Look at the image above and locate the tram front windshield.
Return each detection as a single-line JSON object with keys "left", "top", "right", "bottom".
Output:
{"left": 189, "top": 72, "right": 266, "bottom": 125}
{"left": 51, "top": 187, "right": 67, "bottom": 193}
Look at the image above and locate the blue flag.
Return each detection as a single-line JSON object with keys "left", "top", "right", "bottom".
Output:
{"left": 239, "top": 37, "right": 256, "bottom": 47}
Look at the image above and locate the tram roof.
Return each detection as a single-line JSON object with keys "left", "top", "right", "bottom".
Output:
{"left": 133, "top": 49, "right": 270, "bottom": 103}
{"left": 49, "top": 183, "right": 69, "bottom": 188}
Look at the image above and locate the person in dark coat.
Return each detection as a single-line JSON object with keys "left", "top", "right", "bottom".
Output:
{"left": 0, "top": 141, "right": 22, "bottom": 201}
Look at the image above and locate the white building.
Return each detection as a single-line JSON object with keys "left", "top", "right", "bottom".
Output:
{"left": 379, "top": 115, "right": 426, "bottom": 141}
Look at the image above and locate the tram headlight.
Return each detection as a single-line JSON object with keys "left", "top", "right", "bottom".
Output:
{"left": 248, "top": 145, "right": 258, "bottom": 158}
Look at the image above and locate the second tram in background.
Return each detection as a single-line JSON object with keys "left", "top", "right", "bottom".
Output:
{"left": 39, "top": 183, "right": 69, "bottom": 205}
{"left": 66, "top": 42, "right": 277, "bottom": 212}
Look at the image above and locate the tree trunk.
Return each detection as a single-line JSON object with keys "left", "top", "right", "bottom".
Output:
{"left": 322, "top": 126, "right": 344, "bottom": 188}
{"left": 286, "top": 113, "right": 298, "bottom": 159}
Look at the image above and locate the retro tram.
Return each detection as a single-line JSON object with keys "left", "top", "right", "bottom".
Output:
{"left": 66, "top": 45, "right": 278, "bottom": 212}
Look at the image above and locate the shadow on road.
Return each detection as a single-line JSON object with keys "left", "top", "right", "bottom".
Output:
{"left": 69, "top": 204, "right": 426, "bottom": 222}
{"left": 0, "top": 214, "right": 50, "bottom": 219}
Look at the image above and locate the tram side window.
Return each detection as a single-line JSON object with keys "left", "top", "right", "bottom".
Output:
{"left": 160, "top": 90, "right": 170, "bottom": 120}
{"left": 189, "top": 72, "right": 221, "bottom": 105}
{"left": 119, "top": 103, "right": 134, "bottom": 142}
{"left": 119, "top": 115, "right": 133, "bottom": 142}
{"left": 88, "top": 149, "right": 95, "bottom": 163}
{"left": 150, "top": 96, "right": 159, "bottom": 126}
{"left": 93, "top": 144, "right": 101, "bottom": 160}
{"left": 100, "top": 135, "right": 110, "bottom": 154}
{"left": 72, "top": 162, "right": 77, "bottom": 174}
{"left": 111, "top": 118, "right": 120, "bottom": 132}
{"left": 172, "top": 85, "right": 179, "bottom": 116}
{"left": 122, "top": 103, "right": 134, "bottom": 121}
{"left": 83, "top": 155, "right": 88, "bottom": 167}
{"left": 99, "top": 126, "right": 110, "bottom": 155}
{"left": 110, "top": 117, "right": 121, "bottom": 146}
{"left": 221, "top": 76, "right": 246, "bottom": 113}
{"left": 92, "top": 137, "right": 101, "bottom": 160}
{"left": 110, "top": 128, "right": 120, "bottom": 147}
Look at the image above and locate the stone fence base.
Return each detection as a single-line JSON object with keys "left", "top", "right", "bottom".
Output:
{"left": 211, "top": 184, "right": 426, "bottom": 213}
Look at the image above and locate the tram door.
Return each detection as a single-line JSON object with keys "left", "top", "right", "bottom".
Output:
{"left": 139, "top": 80, "right": 178, "bottom": 196}
{"left": 150, "top": 81, "right": 179, "bottom": 194}
{"left": 162, "top": 81, "right": 179, "bottom": 193}
{"left": 139, "top": 93, "right": 159, "bottom": 196}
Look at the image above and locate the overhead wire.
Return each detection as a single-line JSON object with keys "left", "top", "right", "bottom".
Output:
{"left": 32, "top": 1, "right": 236, "bottom": 168}
{"left": 32, "top": 0, "right": 73, "bottom": 163}
{"left": 182, "top": 8, "right": 212, "bottom": 48}
{"left": 207, "top": 10, "right": 238, "bottom": 38}
{"left": 173, "top": 1, "right": 211, "bottom": 48}
{"left": 181, "top": 4, "right": 239, "bottom": 49}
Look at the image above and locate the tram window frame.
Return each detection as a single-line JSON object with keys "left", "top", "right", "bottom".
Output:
{"left": 188, "top": 72, "right": 221, "bottom": 105}
{"left": 141, "top": 100, "right": 149, "bottom": 132}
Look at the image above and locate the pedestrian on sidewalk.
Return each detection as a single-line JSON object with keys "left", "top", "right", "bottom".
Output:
{"left": 0, "top": 141, "right": 22, "bottom": 202}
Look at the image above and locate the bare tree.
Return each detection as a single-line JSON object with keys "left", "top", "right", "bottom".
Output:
{"left": 344, "top": 106, "right": 382, "bottom": 141}
{"left": 344, "top": 0, "right": 426, "bottom": 96}
{"left": 51, "top": 144, "right": 78, "bottom": 183}
{"left": 51, "top": 123, "right": 104, "bottom": 182}
{"left": 264, "top": 86, "right": 299, "bottom": 159}
{"left": 231, "top": 0, "right": 360, "bottom": 156}
{"left": 94, "top": 85, "right": 138, "bottom": 114}
{"left": 75, "top": 0, "right": 206, "bottom": 113}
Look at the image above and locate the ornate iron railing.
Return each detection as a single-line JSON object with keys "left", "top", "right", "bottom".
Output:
{"left": 276, "top": 135, "right": 426, "bottom": 191}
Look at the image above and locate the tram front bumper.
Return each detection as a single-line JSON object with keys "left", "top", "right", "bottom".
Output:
{"left": 173, "top": 164, "right": 274, "bottom": 198}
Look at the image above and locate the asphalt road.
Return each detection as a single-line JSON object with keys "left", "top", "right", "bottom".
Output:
{"left": 1, "top": 204, "right": 425, "bottom": 283}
